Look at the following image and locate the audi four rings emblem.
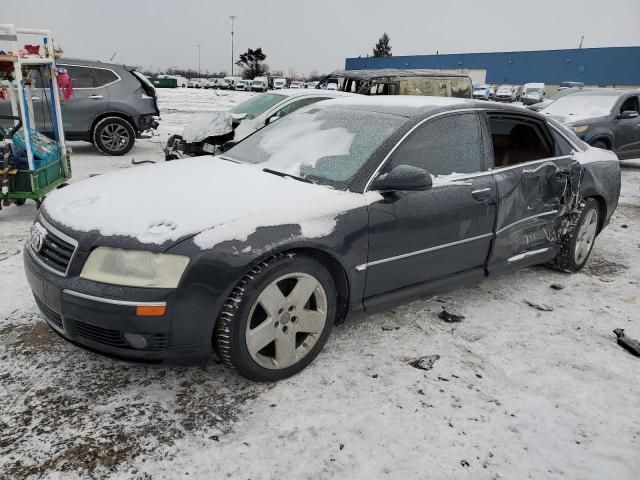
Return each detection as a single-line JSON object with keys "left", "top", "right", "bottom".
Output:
{"left": 30, "top": 224, "right": 46, "bottom": 253}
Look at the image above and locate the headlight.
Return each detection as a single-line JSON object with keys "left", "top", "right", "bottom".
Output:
{"left": 80, "top": 247, "right": 189, "bottom": 288}
{"left": 571, "top": 125, "right": 589, "bottom": 134}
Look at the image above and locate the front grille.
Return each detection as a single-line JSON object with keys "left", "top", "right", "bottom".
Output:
{"left": 35, "top": 297, "right": 63, "bottom": 330}
{"left": 71, "top": 320, "right": 168, "bottom": 351}
{"left": 37, "top": 229, "right": 75, "bottom": 274}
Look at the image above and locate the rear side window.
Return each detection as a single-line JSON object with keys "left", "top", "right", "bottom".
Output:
{"left": 275, "top": 97, "right": 329, "bottom": 118}
{"left": 552, "top": 130, "right": 576, "bottom": 156}
{"left": 488, "top": 116, "right": 554, "bottom": 168}
{"left": 62, "top": 65, "right": 95, "bottom": 88}
{"left": 93, "top": 68, "right": 118, "bottom": 87}
{"left": 386, "top": 113, "right": 483, "bottom": 176}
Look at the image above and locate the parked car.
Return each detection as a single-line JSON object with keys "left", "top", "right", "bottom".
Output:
{"left": 205, "top": 78, "right": 226, "bottom": 89}
{"left": 164, "top": 89, "right": 355, "bottom": 159}
{"left": 251, "top": 77, "right": 269, "bottom": 92}
{"left": 495, "top": 85, "right": 518, "bottom": 102}
{"left": 541, "top": 88, "right": 640, "bottom": 158}
{"left": 187, "top": 78, "right": 208, "bottom": 88}
{"left": 0, "top": 58, "right": 160, "bottom": 156}
{"left": 472, "top": 84, "right": 491, "bottom": 100}
{"left": 272, "top": 77, "right": 287, "bottom": 89}
{"left": 521, "top": 83, "right": 546, "bottom": 105}
{"left": 305, "top": 81, "right": 319, "bottom": 89}
{"left": 318, "top": 69, "right": 473, "bottom": 98}
{"left": 223, "top": 76, "right": 243, "bottom": 90}
{"left": 235, "top": 80, "right": 250, "bottom": 91}
{"left": 290, "top": 81, "right": 304, "bottom": 89}
{"left": 527, "top": 87, "right": 586, "bottom": 112}
{"left": 559, "top": 81, "right": 585, "bottom": 90}
{"left": 27, "top": 96, "right": 620, "bottom": 381}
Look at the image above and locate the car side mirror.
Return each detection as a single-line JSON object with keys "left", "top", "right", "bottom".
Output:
{"left": 265, "top": 113, "right": 281, "bottom": 125}
{"left": 371, "top": 165, "right": 433, "bottom": 192}
{"left": 617, "top": 110, "right": 639, "bottom": 120}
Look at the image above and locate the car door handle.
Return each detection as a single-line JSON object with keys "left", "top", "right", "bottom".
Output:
{"left": 31, "top": 96, "right": 40, "bottom": 101}
{"left": 471, "top": 187, "right": 492, "bottom": 201}
{"left": 88, "top": 95, "right": 103, "bottom": 99}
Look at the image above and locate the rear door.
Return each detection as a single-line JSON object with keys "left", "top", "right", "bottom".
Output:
{"left": 363, "top": 111, "right": 497, "bottom": 298}
{"left": 614, "top": 94, "right": 640, "bottom": 158}
{"left": 55, "top": 64, "right": 111, "bottom": 136}
{"left": 485, "top": 113, "right": 581, "bottom": 273}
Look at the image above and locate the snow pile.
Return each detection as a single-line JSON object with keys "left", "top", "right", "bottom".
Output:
{"left": 258, "top": 112, "right": 355, "bottom": 175}
{"left": 42, "top": 158, "right": 380, "bottom": 248}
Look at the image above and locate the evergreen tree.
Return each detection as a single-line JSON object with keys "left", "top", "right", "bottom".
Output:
{"left": 373, "top": 33, "right": 392, "bottom": 57}
{"left": 235, "top": 48, "right": 270, "bottom": 79}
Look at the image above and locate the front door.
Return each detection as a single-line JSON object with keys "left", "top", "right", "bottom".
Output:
{"left": 614, "top": 94, "right": 640, "bottom": 159}
{"left": 485, "top": 113, "right": 581, "bottom": 273}
{"left": 364, "top": 112, "right": 497, "bottom": 299}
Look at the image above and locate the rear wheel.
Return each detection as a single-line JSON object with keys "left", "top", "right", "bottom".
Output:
{"left": 550, "top": 198, "right": 600, "bottom": 272}
{"left": 93, "top": 117, "right": 136, "bottom": 156}
{"left": 591, "top": 140, "right": 609, "bottom": 150}
{"left": 215, "top": 253, "right": 336, "bottom": 381}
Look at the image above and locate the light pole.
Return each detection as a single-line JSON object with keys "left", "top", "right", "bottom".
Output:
{"left": 229, "top": 15, "right": 236, "bottom": 76}
{"left": 196, "top": 44, "right": 202, "bottom": 77}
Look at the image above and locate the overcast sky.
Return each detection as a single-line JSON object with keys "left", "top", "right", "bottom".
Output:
{"left": 5, "top": 0, "right": 640, "bottom": 75}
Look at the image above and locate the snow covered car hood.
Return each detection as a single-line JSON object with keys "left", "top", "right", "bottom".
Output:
{"left": 42, "top": 158, "right": 380, "bottom": 250}
{"left": 182, "top": 111, "right": 246, "bottom": 143}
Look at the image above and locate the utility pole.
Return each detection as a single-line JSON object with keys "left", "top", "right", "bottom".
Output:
{"left": 196, "top": 44, "right": 202, "bottom": 77}
{"left": 229, "top": 15, "right": 236, "bottom": 76}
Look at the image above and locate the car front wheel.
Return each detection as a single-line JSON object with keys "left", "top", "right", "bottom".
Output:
{"left": 550, "top": 198, "right": 600, "bottom": 272}
{"left": 92, "top": 117, "right": 136, "bottom": 156}
{"left": 215, "top": 253, "right": 336, "bottom": 381}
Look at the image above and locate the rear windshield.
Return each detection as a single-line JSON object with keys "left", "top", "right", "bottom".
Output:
{"left": 225, "top": 107, "right": 405, "bottom": 189}
{"left": 229, "top": 94, "right": 286, "bottom": 119}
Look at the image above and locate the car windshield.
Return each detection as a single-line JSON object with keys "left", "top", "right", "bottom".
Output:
{"left": 229, "top": 94, "right": 286, "bottom": 119}
{"left": 544, "top": 94, "right": 618, "bottom": 117}
{"left": 526, "top": 88, "right": 543, "bottom": 94}
{"left": 225, "top": 107, "right": 406, "bottom": 189}
{"left": 498, "top": 86, "right": 512, "bottom": 92}
{"left": 550, "top": 88, "right": 579, "bottom": 100}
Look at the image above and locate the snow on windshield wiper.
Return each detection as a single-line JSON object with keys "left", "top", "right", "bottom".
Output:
{"left": 219, "top": 156, "right": 241, "bottom": 164}
{"left": 262, "top": 168, "right": 313, "bottom": 184}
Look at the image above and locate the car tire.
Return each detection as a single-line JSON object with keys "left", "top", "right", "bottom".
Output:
{"left": 591, "top": 140, "right": 608, "bottom": 150}
{"left": 215, "top": 252, "right": 336, "bottom": 381}
{"left": 549, "top": 198, "right": 600, "bottom": 273}
{"left": 92, "top": 117, "right": 136, "bottom": 156}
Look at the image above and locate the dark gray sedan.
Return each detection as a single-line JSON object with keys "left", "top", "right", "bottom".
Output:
{"left": 24, "top": 96, "right": 621, "bottom": 381}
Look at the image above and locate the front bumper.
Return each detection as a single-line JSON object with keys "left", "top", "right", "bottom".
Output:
{"left": 522, "top": 97, "right": 542, "bottom": 105}
{"left": 24, "top": 246, "right": 215, "bottom": 364}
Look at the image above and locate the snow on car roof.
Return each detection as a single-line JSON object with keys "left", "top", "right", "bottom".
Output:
{"left": 316, "top": 95, "right": 472, "bottom": 116}
{"left": 273, "top": 89, "right": 355, "bottom": 98}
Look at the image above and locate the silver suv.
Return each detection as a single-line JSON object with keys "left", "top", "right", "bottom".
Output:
{"left": 1, "top": 58, "right": 159, "bottom": 156}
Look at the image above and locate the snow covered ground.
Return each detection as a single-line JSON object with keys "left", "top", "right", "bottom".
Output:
{"left": 1, "top": 88, "right": 639, "bottom": 480}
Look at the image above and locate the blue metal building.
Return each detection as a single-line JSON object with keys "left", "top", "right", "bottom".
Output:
{"left": 345, "top": 47, "right": 640, "bottom": 86}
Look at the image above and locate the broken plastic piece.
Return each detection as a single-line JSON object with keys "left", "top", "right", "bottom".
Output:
{"left": 613, "top": 329, "right": 640, "bottom": 357}
{"left": 438, "top": 307, "right": 465, "bottom": 323}
{"left": 410, "top": 355, "right": 440, "bottom": 371}
{"left": 523, "top": 299, "right": 554, "bottom": 311}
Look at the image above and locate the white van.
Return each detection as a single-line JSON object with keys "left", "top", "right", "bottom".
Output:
{"left": 251, "top": 77, "right": 269, "bottom": 92}
{"left": 521, "top": 83, "right": 546, "bottom": 105}
{"left": 272, "top": 77, "right": 287, "bottom": 89}
{"left": 223, "top": 76, "right": 243, "bottom": 90}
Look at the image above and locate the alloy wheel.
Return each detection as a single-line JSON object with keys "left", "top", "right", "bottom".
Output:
{"left": 574, "top": 209, "right": 598, "bottom": 265}
{"left": 245, "top": 272, "right": 328, "bottom": 370}
{"left": 100, "top": 124, "right": 130, "bottom": 152}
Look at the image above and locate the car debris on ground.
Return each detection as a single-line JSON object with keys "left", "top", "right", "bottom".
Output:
{"left": 409, "top": 355, "right": 441, "bottom": 371}
{"left": 613, "top": 329, "right": 640, "bottom": 357}
{"left": 523, "top": 299, "right": 554, "bottom": 311}
{"left": 437, "top": 307, "right": 465, "bottom": 323}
